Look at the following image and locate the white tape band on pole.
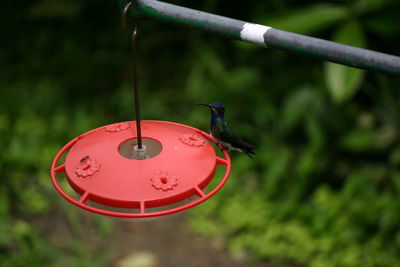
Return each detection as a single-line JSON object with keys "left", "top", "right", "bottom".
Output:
{"left": 240, "top": 23, "right": 271, "bottom": 47}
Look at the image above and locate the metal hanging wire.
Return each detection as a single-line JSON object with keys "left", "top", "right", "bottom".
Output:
{"left": 131, "top": 24, "right": 143, "bottom": 150}
{"left": 122, "top": 1, "right": 146, "bottom": 159}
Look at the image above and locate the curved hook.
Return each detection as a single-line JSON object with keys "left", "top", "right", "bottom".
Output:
{"left": 122, "top": 1, "right": 133, "bottom": 28}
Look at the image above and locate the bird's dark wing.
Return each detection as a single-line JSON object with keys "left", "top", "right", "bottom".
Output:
{"left": 224, "top": 132, "right": 255, "bottom": 150}
{"left": 220, "top": 127, "right": 256, "bottom": 158}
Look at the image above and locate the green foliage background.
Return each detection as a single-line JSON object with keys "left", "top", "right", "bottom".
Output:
{"left": 1, "top": 0, "right": 400, "bottom": 266}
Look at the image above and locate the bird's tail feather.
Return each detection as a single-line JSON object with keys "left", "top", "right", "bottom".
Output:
{"left": 243, "top": 148, "right": 256, "bottom": 158}
{"left": 238, "top": 141, "right": 255, "bottom": 159}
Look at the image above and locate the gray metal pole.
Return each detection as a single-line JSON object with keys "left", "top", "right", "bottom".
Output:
{"left": 121, "top": 0, "right": 400, "bottom": 75}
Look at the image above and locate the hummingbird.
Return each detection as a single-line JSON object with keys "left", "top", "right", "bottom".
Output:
{"left": 196, "top": 102, "right": 256, "bottom": 158}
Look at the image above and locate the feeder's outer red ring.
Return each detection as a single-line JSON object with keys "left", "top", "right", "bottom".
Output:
{"left": 50, "top": 120, "right": 231, "bottom": 219}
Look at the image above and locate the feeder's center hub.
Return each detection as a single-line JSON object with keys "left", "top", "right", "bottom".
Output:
{"left": 118, "top": 138, "right": 162, "bottom": 160}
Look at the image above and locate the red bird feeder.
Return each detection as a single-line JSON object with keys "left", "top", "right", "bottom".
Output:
{"left": 50, "top": 7, "right": 232, "bottom": 219}
{"left": 50, "top": 120, "right": 231, "bottom": 219}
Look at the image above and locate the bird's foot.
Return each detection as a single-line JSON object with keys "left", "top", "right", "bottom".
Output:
{"left": 214, "top": 141, "right": 223, "bottom": 150}
{"left": 216, "top": 142, "right": 229, "bottom": 151}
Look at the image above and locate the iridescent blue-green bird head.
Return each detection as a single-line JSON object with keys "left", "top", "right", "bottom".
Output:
{"left": 195, "top": 102, "right": 225, "bottom": 118}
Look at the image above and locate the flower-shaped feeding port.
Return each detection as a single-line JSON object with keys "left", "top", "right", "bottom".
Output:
{"left": 151, "top": 171, "right": 178, "bottom": 192}
{"left": 179, "top": 133, "right": 206, "bottom": 147}
{"left": 105, "top": 122, "right": 130, "bottom": 133}
{"left": 75, "top": 157, "right": 101, "bottom": 178}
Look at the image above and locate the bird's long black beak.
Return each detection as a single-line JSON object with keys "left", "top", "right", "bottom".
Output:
{"left": 195, "top": 103, "right": 211, "bottom": 108}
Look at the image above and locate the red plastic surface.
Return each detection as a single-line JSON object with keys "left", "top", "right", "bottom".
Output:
{"left": 50, "top": 120, "right": 231, "bottom": 219}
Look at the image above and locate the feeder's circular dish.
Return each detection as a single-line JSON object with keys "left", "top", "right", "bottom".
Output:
{"left": 50, "top": 121, "right": 231, "bottom": 219}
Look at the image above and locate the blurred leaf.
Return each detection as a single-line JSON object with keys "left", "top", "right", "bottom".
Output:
{"left": 340, "top": 125, "right": 396, "bottom": 152}
{"left": 0, "top": 187, "right": 9, "bottom": 216}
{"left": 365, "top": 12, "right": 400, "bottom": 37}
{"left": 0, "top": 218, "right": 12, "bottom": 247}
{"left": 13, "top": 220, "right": 31, "bottom": 238}
{"left": 389, "top": 146, "right": 400, "bottom": 166}
{"left": 263, "top": 4, "right": 348, "bottom": 35}
{"left": 20, "top": 187, "right": 51, "bottom": 215}
{"left": 325, "top": 21, "right": 366, "bottom": 103}
{"left": 30, "top": 0, "right": 82, "bottom": 18}
{"left": 354, "top": 0, "right": 399, "bottom": 14}
{"left": 282, "top": 87, "right": 320, "bottom": 131}
{"left": 341, "top": 128, "right": 376, "bottom": 152}
{"left": 94, "top": 217, "right": 115, "bottom": 237}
